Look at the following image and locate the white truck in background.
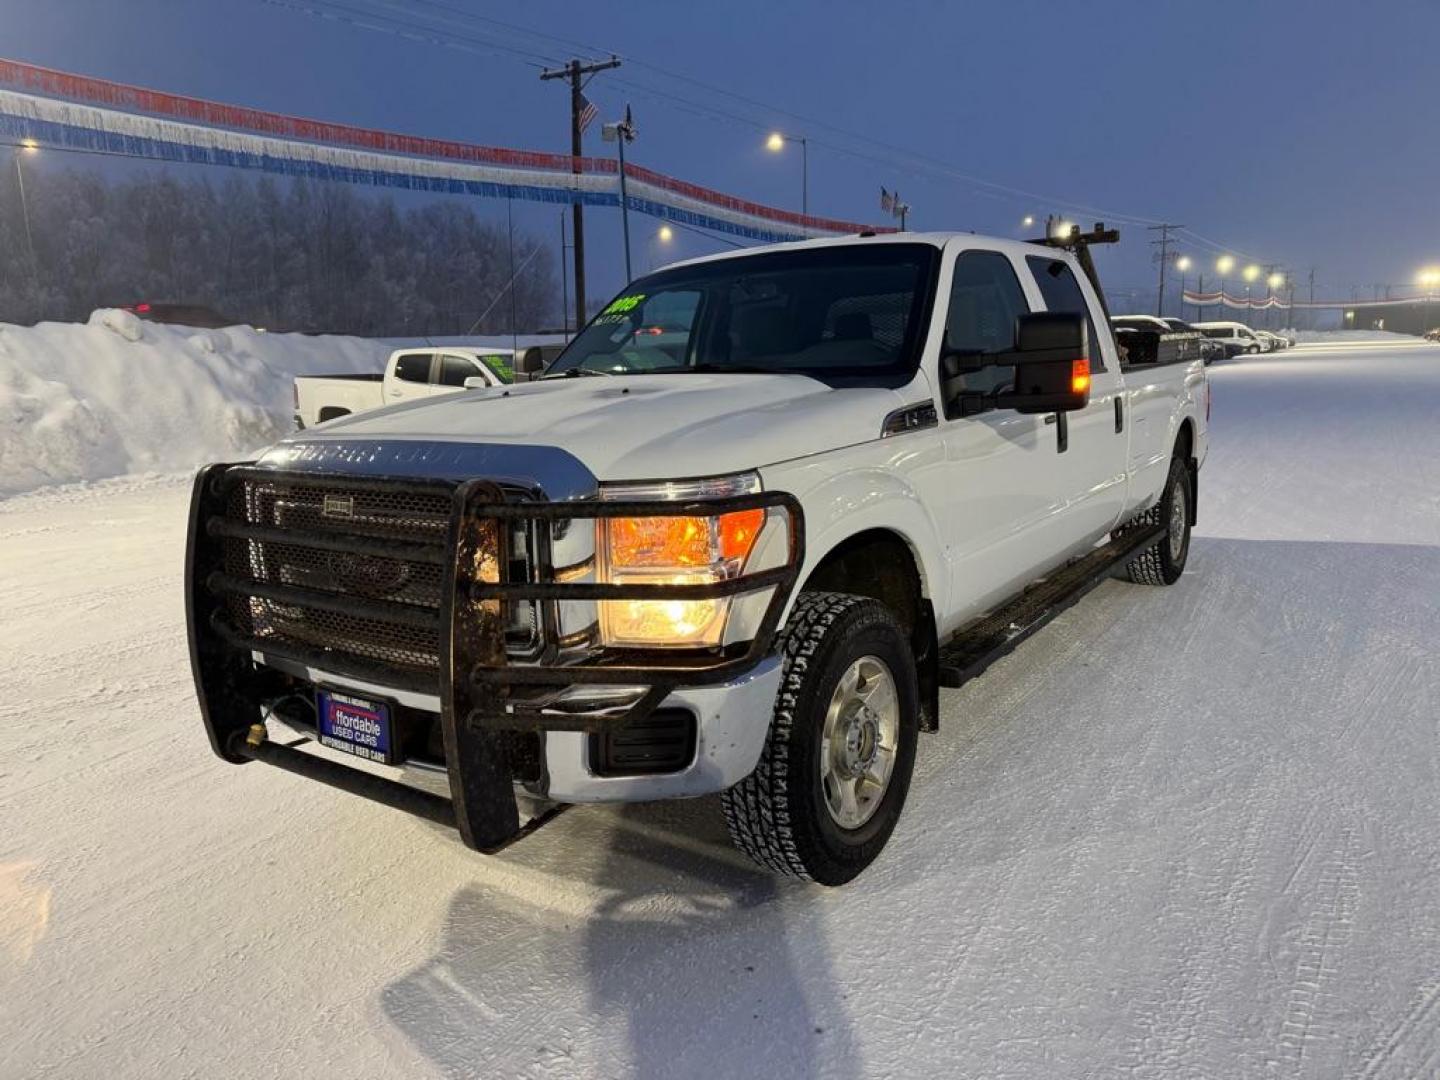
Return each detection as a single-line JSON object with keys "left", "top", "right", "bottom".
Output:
{"left": 189, "top": 225, "right": 1209, "bottom": 886}
{"left": 293, "top": 346, "right": 517, "bottom": 428}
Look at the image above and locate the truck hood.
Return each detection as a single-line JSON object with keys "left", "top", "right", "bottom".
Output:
{"left": 273, "top": 373, "right": 914, "bottom": 481}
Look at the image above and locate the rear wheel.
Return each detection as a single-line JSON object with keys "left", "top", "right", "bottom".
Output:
{"left": 1117, "top": 456, "right": 1192, "bottom": 586}
{"left": 721, "top": 592, "right": 919, "bottom": 886}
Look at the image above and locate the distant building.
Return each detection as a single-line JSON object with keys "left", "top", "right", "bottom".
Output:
{"left": 1342, "top": 301, "right": 1436, "bottom": 336}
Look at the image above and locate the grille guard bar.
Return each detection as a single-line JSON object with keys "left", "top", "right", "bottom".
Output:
{"left": 186, "top": 462, "right": 805, "bottom": 852}
{"left": 442, "top": 478, "right": 805, "bottom": 731}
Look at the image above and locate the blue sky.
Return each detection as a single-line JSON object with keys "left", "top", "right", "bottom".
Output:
{"left": 5, "top": 0, "right": 1438, "bottom": 307}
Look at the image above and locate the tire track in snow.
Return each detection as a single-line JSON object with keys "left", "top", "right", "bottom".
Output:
{"left": 1355, "top": 979, "right": 1440, "bottom": 1080}
{"left": 1123, "top": 772, "right": 1274, "bottom": 1078}
{"left": 1273, "top": 822, "right": 1364, "bottom": 1076}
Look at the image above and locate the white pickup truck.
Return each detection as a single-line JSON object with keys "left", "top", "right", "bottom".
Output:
{"left": 293, "top": 346, "right": 516, "bottom": 428}
{"left": 187, "top": 226, "right": 1208, "bottom": 885}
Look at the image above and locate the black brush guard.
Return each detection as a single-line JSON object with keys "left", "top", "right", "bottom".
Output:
{"left": 186, "top": 463, "right": 804, "bottom": 851}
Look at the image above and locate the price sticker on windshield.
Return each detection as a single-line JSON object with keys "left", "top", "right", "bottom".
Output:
{"left": 595, "top": 293, "right": 645, "bottom": 324}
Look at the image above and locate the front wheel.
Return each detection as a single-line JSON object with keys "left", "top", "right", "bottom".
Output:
{"left": 721, "top": 592, "right": 919, "bottom": 886}
{"left": 1117, "top": 456, "right": 1192, "bottom": 586}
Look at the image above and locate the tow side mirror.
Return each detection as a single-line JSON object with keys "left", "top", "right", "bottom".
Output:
{"left": 995, "top": 312, "right": 1091, "bottom": 415}
{"left": 516, "top": 347, "right": 547, "bottom": 377}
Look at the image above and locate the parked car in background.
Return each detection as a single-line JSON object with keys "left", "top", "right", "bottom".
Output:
{"left": 1160, "top": 317, "right": 1224, "bottom": 365}
{"left": 293, "top": 346, "right": 516, "bottom": 428}
{"left": 122, "top": 302, "right": 239, "bottom": 329}
{"left": 1194, "top": 321, "right": 1266, "bottom": 356}
{"left": 1112, "top": 315, "right": 1206, "bottom": 366}
{"left": 1255, "top": 330, "right": 1284, "bottom": 352}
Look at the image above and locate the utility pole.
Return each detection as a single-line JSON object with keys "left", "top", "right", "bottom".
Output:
{"left": 1307, "top": 266, "right": 1316, "bottom": 331}
{"left": 540, "top": 56, "right": 620, "bottom": 326}
{"left": 1148, "top": 223, "right": 1183, "bottom": 316}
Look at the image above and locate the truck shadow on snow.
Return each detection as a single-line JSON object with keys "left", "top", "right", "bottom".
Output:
{"left": 381, "top": 798, "right": 862, "bottom": 1079}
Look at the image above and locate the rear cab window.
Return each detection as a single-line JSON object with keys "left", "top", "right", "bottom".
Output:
{"left": 438, "top": 354, "right": 482, "bottom": 387}
{"left": 1024, "top": 255, "right": 1109, "bottom": 371}
{"left": 392, "top": 352, "right": 433, "bottom": 383}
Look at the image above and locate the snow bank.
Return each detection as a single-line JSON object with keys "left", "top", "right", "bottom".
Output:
{"left": 0, "top": 312, "right": 390, "bottom": 497}
{"left": 1294, "top": 328, "right": 1418, "bottom": 343}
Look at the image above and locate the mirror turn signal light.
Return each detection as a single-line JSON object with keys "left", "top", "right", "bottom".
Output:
{"left": 1071, "top": 358, "right": 1091, "bottom": 395}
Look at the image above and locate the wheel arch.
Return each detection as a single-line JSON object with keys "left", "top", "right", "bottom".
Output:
{"left": 1173, "top": 417, "right": 1198, "bottom": 525}
{"left": 795, "top": 525, "right": 940, "bottom": 733}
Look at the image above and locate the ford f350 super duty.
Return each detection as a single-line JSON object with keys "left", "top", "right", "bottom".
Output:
{"left": 186, "top": 225, "right": 1208, "bottom": 885}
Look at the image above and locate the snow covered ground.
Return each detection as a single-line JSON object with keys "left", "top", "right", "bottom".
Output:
{"left": 2, "top": 339, "right": 1438, "bottom": 1079}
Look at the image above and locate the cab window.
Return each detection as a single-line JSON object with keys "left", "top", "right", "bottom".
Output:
{"left": 1025, "top": 256, "right": 1106, "bottom": 371}
{"left": 944, "top": 250, "right": 1030, "bottom": 401}
{"left": 438, "top": 354, "right": 481, "bottom": 387}
{"left": 393, "top": 353, "right": 433, "bottom": 383}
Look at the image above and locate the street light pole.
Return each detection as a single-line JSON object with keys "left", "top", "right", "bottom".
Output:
{"left": 766, "top": 132, "right": 808, "bottom": 222}
{"left": 602, "top": 105, "right": 637, "bottom": 283}
{"left": 13, "top": 143, "right": 38, "bottom": 276}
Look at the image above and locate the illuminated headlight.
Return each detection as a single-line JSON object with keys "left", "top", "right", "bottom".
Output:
{"left": 597, "top": 473, "right": 766, "bottom": 648}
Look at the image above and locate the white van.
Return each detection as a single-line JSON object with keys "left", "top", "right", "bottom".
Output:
{"left": 1193, "top": 321, "right": 1266, "bottom": 357}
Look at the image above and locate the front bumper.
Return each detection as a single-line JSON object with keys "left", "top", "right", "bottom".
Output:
{"left": 255, "top": 650, "right": 783, "bottom": 803}
{"left": 185, "top": 463, "right": 803, "bottom": 852}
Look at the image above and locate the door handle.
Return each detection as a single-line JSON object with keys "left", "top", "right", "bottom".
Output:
{"left": 1114, "top": 396, "right": 1124, "bottom": 433}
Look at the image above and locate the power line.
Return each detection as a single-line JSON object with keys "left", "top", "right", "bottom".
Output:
{"left": 259, "top": 0, "right": 1171, "bottom": 229}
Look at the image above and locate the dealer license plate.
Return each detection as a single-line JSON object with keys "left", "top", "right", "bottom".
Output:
{"left": 316, "top": 689, "right": 395, "bottom": 764}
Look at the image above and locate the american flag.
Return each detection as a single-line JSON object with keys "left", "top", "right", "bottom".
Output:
{"left": 578, "top": 93, "right": 598, "bottom": 134}
{"left": 880, "top": 187, "right": 895, "bottom": 214}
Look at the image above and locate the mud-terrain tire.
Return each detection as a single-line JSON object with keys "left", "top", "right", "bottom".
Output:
{"left": 1117, "top": 456, "right": 1192, "bottom": 586}
{"left": 720, "top": 592, "right": 919, "bottom": 886}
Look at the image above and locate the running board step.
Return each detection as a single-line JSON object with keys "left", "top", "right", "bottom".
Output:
{"left": 937, "top": 524, "right": 1166, "bottom": 690}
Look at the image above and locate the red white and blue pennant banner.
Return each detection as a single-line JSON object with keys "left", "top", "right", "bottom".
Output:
{"left": 1182, "top": 290, "right": 1289, "bottom": 310}
{"left": 0, "top": 58, "right": 887, "bottom": 244}
{"left": 1183, "top": 289, "right": 1434, "bottom": 311}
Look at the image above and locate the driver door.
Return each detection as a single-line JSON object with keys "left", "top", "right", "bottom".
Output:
{"left": 930, "top": 248, "right": 1059, "bottom": 624}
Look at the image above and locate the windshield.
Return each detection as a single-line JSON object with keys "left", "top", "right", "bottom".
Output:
{"left": 546, "top": 244, "right": 940, "bottom": 387}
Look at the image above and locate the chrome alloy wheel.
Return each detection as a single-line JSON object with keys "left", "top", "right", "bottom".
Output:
{"left": 1168, "top": 476, "right": 1189, "bottom": 562}
{"left": 819, "top": 655, "right": 900, "bottom": 830}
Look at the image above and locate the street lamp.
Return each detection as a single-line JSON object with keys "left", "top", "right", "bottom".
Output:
{"left": 1174, "top": 256, "right": 1192, "bottom": 320}
{"left": 601, "top": 105, "right": 637, "bottom": 283}
{"left": 12, "top": 140, "right": 38, "bottom": 280}
{"left": 1417, "top": 267, "right": 1440, "bottom": 334}
{"left": 1021, "top": 214, "right": 1035, "bottom": 229}
{"left": 1266, "top": 272, "right": 1285, "bottom": 330}
{"left": 1242, "top": 264, "right": 1260, "bottom": 323}
{"left": 765, "top": 131, "right": 808, "bottom": 220}
{"left": 649, "top": 224, "right": 674, "bottom": 271}
{"left": 1216, "top": 255, "right": 1235, "bottom": 317}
